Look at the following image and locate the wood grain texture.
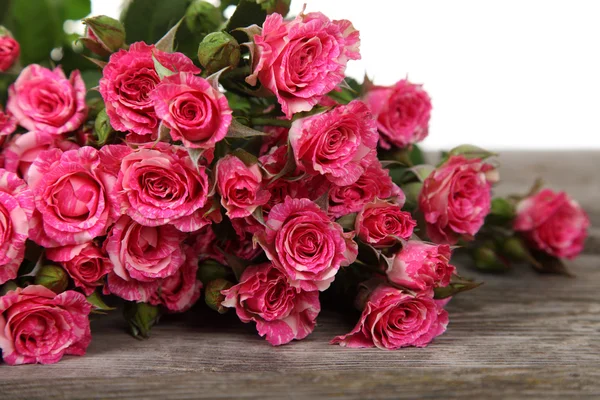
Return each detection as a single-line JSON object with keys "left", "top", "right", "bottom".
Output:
{"left": 0, "top": 151, "right": 599, "bottom": 399}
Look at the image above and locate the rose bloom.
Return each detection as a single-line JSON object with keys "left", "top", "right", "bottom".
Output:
{"left": 3, "top": 131, "right": 79, "bottom": 181}
{"left": 26, "top": 147, "right": 114, "bottom": 248}
{"left": 257, "top": 197, "right": 357, "bottom": 291}
{"left": 355, "top": 199, "right": 416, "bottom": 248}
{"left": 221, "top": 262, "right": 321, "bottom": 346}
{"left": 364, "top": 79, "right": 432, "bottom": 149}
{"left": 331, "top": 285, "right": 448, "bottom": 350}
{"left": 387, "top": 241, "right": 455, "bottom": 291}
{"left": 328, "top": 161, "right": 404, "bottom": 218}
{"left": 151, "top": 72, "right": 232, "bottom": 149}
{"left": 103, "top": 143, "right": 213, "bottom": 232}
{"left": 514, "top": 188, "right": 590, "bottom": 259}
{"left": 104, "top": 216, "right": 187, "bottom": 302}
{"left": 0, "top": 34, "right": 20, "bottom": 72}
{"left": 99, "top": 42, "right": 200, "bottom": 142}
{"left": 216, "top": 154, "right": 270, "bottom": 218}
{"left": 289, "top": 100, "right": 378, "bottom": 186}
{"left": 247, "top": 12, "right": 360, "bottom": 118}
{"left": 0, "top": 169, "right": 34, "bottom": 284}
{"left": 419, "top": 155, "right": 498, "bottom": 245}
{"left": 7, "top": 65, "right": 87, "bottom": 135}
{"left": 0, "top": 285, "right": 92, "bottom": 365}
{"left": 0, "top": 106, "right": 17, "bottom": 139}
{"left": 149, "top": 247, "right": 202, "bottom": 313}
{"left": 46, "top": 242, "right": 113, "bottom": 296}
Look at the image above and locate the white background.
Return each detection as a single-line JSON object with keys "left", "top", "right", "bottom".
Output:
{"left": 90, "top": 0, "right": 600, "bottom": 150}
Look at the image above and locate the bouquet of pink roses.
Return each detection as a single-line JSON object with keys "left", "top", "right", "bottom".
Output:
{"left": 0, "top": 0, "right": 589, "bottom": 365}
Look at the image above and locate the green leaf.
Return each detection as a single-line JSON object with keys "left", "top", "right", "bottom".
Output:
{"left": 336, "top": 213, "right": 357, "bottom": 231}
{"left": 121, "top": 0, "right": 191, "bottom": 45}
{"left": 87, "top": 291, "right": 116, "bottom": 313}
{"left": 154, "top": 18, "right": 183, "bottom": 52}
{"left": 94, "top": 108, "right": 114, "bottom": 146}
{"left": 227, "top": 119, "right": 268, "bottom": 138}
{"left": 123, "top": 302, "right": 161, "bottom": 340}
{"left": 152, "top": 54, "right": 175, "bottom": 79}
{"left": 434, "top": 276, "right": 483, "bottom": 299}
{"left": 409, "top": 144, "right": 426, "bottom": 165}
{"left": 448, "top": 144, "right": 497, "bottom": 160}
{"left": 225, "top": 0, "right": 267, "bottom": 42}
{"left": 232, "top": 147, "right": 259, "bottom": 166}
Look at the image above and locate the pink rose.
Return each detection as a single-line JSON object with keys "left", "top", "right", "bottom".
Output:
{"left": 0, "top": 285, "right": 92, "bottom": 365}
{"left": 105, "top": 143, "right": 213, "bottom": 232}
{"left": 0, "top": 35, "right": 19, "bottom": 72}
{"left": 0, "top": 106, "right": 17, "bottom": 139}
{"left": 7, "top": 65, "right": 87, "bottom": 135}
{"left": 46, "top": 242, "right": 113, "bottom": 296}
{"left": 419, "top": 155, "right": 498, "bottom": 244}
{"left": 289, "top": 100, "right": 378, "bottom": 185}
{"left": 355, "top": 199, "right": 416, "bottom": 248}
{"left": 331, "top": 285, "right": 448, "bottom": 350}
{"left": 514, "top": 189, "right": 590, "bottom": 259}
{"left": 26, "top": 147, "right": 114, "bottom": 248}
{"left": 149, "top": 248, "right": 202, "bottom": 313}
{"left": 247, "top": 12, "right": 360, "bottom": 118}
{"left": 216, "top": 154, "right": 270, "bottom": 218}
{"left": 3, "top": 131, "right": 79, "bottom": 181}
{"left": 99, "top": 42, "right": 200, "bottom": 143}
{"left": 104, "top": 216, "right": 187, "bottom": 302}
{"left": 0, "top": 169, "right": 34, "bottom": 284}
{"left": 387, "top": 241, "right": 455, "bottom": 291}
{"left": 151, "top": 72, "right": 232, "bottom": 149}
{"left": 221, "top": 262, "right": 320, "bottom": 345}
{"left": 257, "top": 197, "right": 357, "bottom": 291}
{"left": 364, "top": 79, "right": 432, "bottom": 149}
{"left": 328, "top": 161, "right": 404, "bottom": 218}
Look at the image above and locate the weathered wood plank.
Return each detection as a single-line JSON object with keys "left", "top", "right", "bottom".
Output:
{"left": 0, "top": 151, "right": 598, "bottom": 399}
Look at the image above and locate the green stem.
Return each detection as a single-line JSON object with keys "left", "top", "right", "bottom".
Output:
{"left": 250, "top": 117, "right": 292, "bottom": 128}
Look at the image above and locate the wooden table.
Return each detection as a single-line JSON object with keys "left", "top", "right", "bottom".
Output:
{"left": 1, "top": 152, "right": 599, "bottom": 399}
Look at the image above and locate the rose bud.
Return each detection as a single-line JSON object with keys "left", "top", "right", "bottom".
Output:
{"left": 471, "top": 246, "right": 509, "bottom": 272}
{"left": 364, "top": 79, "right": 432, "bottom": 149}
{"left": 0, "top": 285, "right": 92, "bottom": 365}
{"left": 205, "top": 278, "right": 233, "bottom": 314}
{"left": 94, "top": 108, "right": 114, "bottom": 145}
{"left": 514, "top": 189, "right": 589, "bottom": 259}
{"left": 185, "top": 0, "right": 223, "bottom": 37}
{"left": 123, "top": 302, "right": 161, "bottom": 340}
{"left": 197, "top": 259, "right": 231, "bottom": 284}
{"left": 331, "top": 284, "right": 448, "bottom": 350}
{"left": 0, "top": 26, "right": 20, "bottom": 72}
{"left": 387, "top": 241, "right": 455, "bottom": 290}
{"left": 419, "top": 155, "right": 498, "bottom": 245}
{"left": 80, "top": 15, "right": 126, "bottom": 56}
{"left": 197, "top": 32, "right": 241, "bottom": 74}
{"left": 246, "top": 12, "right": 360, "bottom": 118}
{"left": 355, "top": 199, "right": 416, "bottom": 248}
{"left": 221, "top": 262, "right": 321, "bottom": 345}
{"left": 34, "top": 265, "right": 69, "bottom": 294}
